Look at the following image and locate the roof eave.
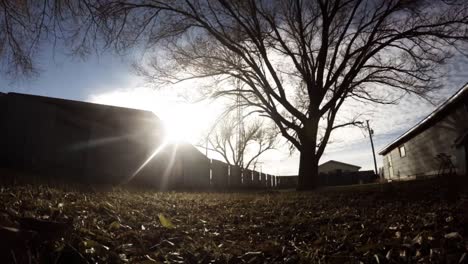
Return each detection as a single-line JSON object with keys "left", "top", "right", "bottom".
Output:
{"left": 378, "top": 83, "right": 468, "bottom": 155}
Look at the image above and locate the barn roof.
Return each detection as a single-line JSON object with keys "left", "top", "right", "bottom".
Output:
{"left": 8, "top": 92, "right": 157, "bottom": 116}
{"left": 378, "top": 84, "right": 468, "bottom": 155}
{"left": 5, "top": 92, "right": 161, "bottom": 128}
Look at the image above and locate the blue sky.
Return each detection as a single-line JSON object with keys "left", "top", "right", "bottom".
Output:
{"left": 0, "top": 50, "right": 136, "bottom": 101}
{"left": 1, "top": 50, "right": 466, "bottom": 176}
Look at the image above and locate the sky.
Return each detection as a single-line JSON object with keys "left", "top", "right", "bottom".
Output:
{"left": 1, "top": 49, "right": 466, "bottom": 176}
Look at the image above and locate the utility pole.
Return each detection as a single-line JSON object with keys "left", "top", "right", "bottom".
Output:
{"left": 366, "top": 120, "right": 379, "bottom": 177}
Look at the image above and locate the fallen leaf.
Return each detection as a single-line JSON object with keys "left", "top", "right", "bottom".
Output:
{"left": 158, "top": 214, "right": 175, "bottom": 228}
{"left": 444, "top": 232, "right": 461, "bottom": 239}
{"left": 109, "top": 221, "right": 121, "bottom": 230}
{"left": 459, "top": 252, "right": 466, "bottom": 264}
{"left": 374, "top": 254, "right": 380, "bottom": 264}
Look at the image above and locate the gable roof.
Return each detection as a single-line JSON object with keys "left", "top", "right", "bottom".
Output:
{"left": 319, "top": 160, "right": 361, "bottom": 169}
{"left": 379, "top": 84, "right": 468, "bottom": 155}
{"left": 9, "top": 92, "right": 157, "bottom": 116}
{"left": 5, "top": 92, "right": 161, "bottom": 129}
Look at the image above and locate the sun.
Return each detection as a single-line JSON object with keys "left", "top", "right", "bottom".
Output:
{"left": 89, "top": 87, "right": 219, "bottom": 145}
{"left": 160, "top": 102, "right": 216, "bottom": 144}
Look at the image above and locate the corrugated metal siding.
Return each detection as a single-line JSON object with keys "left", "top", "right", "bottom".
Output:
{"left": 0, "top": 95, "right": 59, "bottom": 171}
{"left": 0, "top": 93, "right": 165, "bottom": 184}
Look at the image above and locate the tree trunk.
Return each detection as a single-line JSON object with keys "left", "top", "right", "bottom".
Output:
{"left": 297, "top": 148, "right": 320, "bottom": 190}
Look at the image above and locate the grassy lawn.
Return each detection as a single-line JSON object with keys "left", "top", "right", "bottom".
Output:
{"left": 0, "top": 179, "right": 467, "bottom": 263}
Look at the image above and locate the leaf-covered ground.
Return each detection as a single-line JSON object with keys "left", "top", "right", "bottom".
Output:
{"left": 0, "top": 179, "right": 467, "bottom": 263}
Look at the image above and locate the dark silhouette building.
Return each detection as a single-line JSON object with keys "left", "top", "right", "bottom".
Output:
{"left": 0, "top": 92, "right": 276, "bottom": 190}
{"left": 0, "top": 92, "right": 168, "bottom": 185}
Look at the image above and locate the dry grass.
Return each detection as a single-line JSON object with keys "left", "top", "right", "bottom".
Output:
{"left": 0, "top": 178, "right": 467, "bottom": 263}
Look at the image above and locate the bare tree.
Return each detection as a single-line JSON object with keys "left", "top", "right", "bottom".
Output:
{"left": 0, "top": 1, "right": 48, "bottom": 77}
{"left": 0, "top": 0, "right": 106, "bottom": 77}
{"left": 206, "top": 113, "right": 278, "bottom": 170}
{"left": 4, "top": 0, "right": 468, "bottom": 189}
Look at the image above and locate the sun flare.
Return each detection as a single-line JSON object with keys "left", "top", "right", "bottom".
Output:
{"left": 89, "top": 88, "right": 220, "bottom": 145}
{"left": 160, "top": 102, "right": 216, "bottom": 144}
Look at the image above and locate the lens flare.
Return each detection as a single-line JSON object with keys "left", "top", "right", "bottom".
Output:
{"left": 127, "top": 140, "right": 170, "bottom": 183}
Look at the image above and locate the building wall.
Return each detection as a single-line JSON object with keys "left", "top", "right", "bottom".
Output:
{"left": 0, "top": 93, "right": 279, "bottom": 190}
{"left": 0, "top": 94, "right": 164, "bottom": 184}
{"left": 455, "top": 141, "right": 467, "bottom": 176}
{"left": 318, "top": 162, "right": 360, "bottom": 174}
{"left": 382, "top": 105, "right": 468, "bottom": 179}
{"left": 0, "top": 95, "right": 63, "bottom": 173}
{"left": 179, "top": 144, "right": 211, "bottom": 189}
{"left": 134, "top": 144, "right": 181, "bottom": 189}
